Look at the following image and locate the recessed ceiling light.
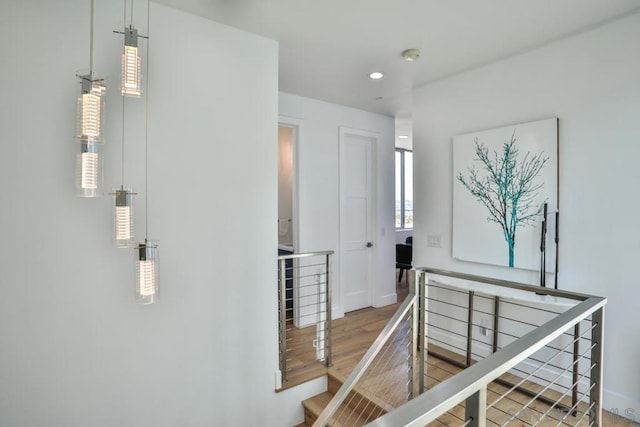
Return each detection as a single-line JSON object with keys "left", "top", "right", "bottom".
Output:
{"left": 401, "top": 48, "right": 421, "bottom": 61}
{"left": 398, "top": 135, "right": 409, "bottom": 139}
{"left": 369, "top": 71, "right": 384, "bottom": 80}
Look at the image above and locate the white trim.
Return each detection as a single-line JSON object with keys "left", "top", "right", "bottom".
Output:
{"left": 604, "top": 389, "right": 640, "bottom": 424}
{"left": 376, "top": 292, "right": 398, "bottom": 308}
{"left": 278, "top": 115, "right": 304, "bottom": 255}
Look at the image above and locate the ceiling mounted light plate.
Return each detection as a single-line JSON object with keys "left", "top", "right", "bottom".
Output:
{"left": 368, "top": 71, "right": 384, "bottom": 80}
{"left": 401, "top": 48, "right": 421, "bottom": 61}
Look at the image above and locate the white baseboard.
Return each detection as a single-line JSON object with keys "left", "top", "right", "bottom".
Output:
{"left": 603, "top": 389, "right": 640, "bottom": 423}
{"left": 374, "top": 292, "right": 397, "bottom": 308}
{"left": 332, "top": 305, "right": 344, "bottom": 320}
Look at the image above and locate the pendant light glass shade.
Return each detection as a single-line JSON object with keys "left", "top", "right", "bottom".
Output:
{"left": 76, "top": 141, "right": 103, "bottom": 197}
{"left": 135, "top": 241, "right": 159, "bottom": 304}
{"left": 113, "top": 187, "right": 136, "bottom": 247}
{"left": 121, "top": 26, "right": 141, "bottom": 97}
{"left": 75, "top": 74, "right": 106, "bottom": 143}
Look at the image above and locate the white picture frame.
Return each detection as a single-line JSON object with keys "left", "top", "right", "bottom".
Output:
{"left": 452, "top": 118, "right": 558, "bottom": 271}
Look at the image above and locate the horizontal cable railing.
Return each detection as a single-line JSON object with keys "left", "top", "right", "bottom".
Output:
{"left": 312, "top": 288, "right": 419, "bottom": 426}
{"left": 366, "top": 268, "right": 606, "bottom": 427}
{"left": 277, "top": 250, "right": 334, "bottom": 388}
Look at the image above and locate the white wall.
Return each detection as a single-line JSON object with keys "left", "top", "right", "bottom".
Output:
{"left": 413, "top": 12, "right": 640, "bottom": 419}
{"left": 396, "top": 229, "right": 413, "bottom": 244}
{"left": 279, "top": 93, "right": 396, "bottom": 318}
{"left": 0, "top": 1, "right": 325, "bottom": 426}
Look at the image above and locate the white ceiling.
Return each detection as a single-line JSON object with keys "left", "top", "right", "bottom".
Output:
{"left": 155, "top": 0, "right": 640, "bottom": 120}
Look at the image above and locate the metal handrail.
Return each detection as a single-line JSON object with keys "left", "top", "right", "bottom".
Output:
{"left": 365, "top": 268, "right": 606, "bottom": 427}
{"left": 312, "top": 291, "right": 418, "bottom": 426}
{"left": 366, "top": 296, "right": 605, "bottom": 426}
{"left": 278, "top": 250, "right": 334, "bottom": 261}
{"left": 418, "top": 267, "right": 592, "bottom": 300}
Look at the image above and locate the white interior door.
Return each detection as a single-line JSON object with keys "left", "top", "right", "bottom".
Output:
{"left": 340, "top": 127, "right": 376, "bottom": 313}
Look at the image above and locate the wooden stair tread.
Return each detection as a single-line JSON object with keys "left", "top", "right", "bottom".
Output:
{"left": 301, "top": 375, "right": 388, "bottom": 426}
{"left": 328, "top": 369, "right": 394, "bottom": 414}
{"left": 302, "top": 391, "right": 334, "bottom": 418}
{"left": 301, "top": 391, "right": 373, "bottom": 427}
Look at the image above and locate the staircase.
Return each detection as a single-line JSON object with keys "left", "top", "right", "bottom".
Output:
{"left": 296, "top": 371, "right": 392, "bottom": 427}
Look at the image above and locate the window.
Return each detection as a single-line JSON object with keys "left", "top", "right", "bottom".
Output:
{"left": 395, "top": 149, "right": 413, "bottom": 229}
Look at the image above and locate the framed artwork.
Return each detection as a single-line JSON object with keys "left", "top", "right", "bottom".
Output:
{"left": 452, "top": 118, "right": 558, "bottom": 271}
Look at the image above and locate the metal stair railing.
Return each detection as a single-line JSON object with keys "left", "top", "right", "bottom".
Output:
{"left": 312, "top": 271, "right": 425, "bottom": 426}
{"left": 366, "top": 268, "right": 606, "bottom": 427}
{"left": 277, "top": 250, "right": 334, "bottom": 388}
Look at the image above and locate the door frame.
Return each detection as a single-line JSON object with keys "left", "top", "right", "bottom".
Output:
{"left": 278, "top": 116, "right": 303, "bottom": 326}
{"left": 278, "top": 116, "right": 303, "bottom": 254}
{"left": 339, "top": 126, "right": 378, "bottom": 313}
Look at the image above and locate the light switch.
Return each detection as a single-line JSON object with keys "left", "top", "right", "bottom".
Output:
{"left": 427, "top": 234, "right": 442, "bottom": 248}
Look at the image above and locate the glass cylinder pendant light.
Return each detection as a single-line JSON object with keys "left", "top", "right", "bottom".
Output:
{"left": 76, "top": 141, "right": 103, "bottom": 197}
{"left": 135, "top": 240, "right": 158, "bottom": 304}
{"left": 113, "top": 187, "right": 136, "bottom": 247}
{"left": 76, "top": 75, "right": 106, "bottom": 142}
{"left": 74, "top": 0, "right": 105, "bottom": 197}
{"left": 121, "top": 26, "right": 141, "bottom": 97}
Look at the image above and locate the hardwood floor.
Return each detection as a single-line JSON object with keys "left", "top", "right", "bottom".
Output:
{"left": 288, "top": 276, "right": 637, "bottom": 426}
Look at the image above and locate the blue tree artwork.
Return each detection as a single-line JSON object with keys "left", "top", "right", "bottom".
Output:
{"left": 457, "top": 132, "right": 548, "bottom": 267}
{"left": 452, "top": 118, "right": 558, "bottom": 271}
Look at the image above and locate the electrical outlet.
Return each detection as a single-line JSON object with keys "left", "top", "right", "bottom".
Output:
{"left": 479, "top": 316, "right": 489, "bottom": 336}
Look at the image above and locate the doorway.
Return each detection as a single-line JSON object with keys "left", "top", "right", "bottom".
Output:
{"left": 340, "top": 127, "right": 377, "bottom": 313}
{"left": 278, "top": 124, "right": 295, "bottom": 251}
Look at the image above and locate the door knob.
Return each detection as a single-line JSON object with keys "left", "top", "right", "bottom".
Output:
{"left": 366, "top": 242, "right": 373, "bottom": 248}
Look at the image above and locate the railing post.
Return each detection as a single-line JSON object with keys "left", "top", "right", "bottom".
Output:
{"left": 572, "top": 323, "right": 580, "bottom": 413}
{"left": 409, "top": 270, "right": 418, "bottom": 399}
{"left": 467, "top": 291, "right": 475, "bottom": 367}
{"left": 278, "top": 258, "right": 288, "bottom": 384}
{"left": 418, "top": 270, "right": 426, "bottom": 393}
{"left": 324, "top": 253, "right": 333, "bottom": 368}
{"left": 465, "top": 388, "right": 487, "bottom": 427}
{"left": 590, "top": 307, "right": 605, "bottom": 426}
{"left": 410, "top": 269, "right": 426, "bottom": 399}
{"left": 492, "top": 296, "right": 500, "bottom": 353}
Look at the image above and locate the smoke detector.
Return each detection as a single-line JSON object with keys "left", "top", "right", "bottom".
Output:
{"left": 401, "top": 48, "right": 421, "bottom": 61}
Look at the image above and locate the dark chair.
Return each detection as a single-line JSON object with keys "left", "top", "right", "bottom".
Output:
{"left": 396, "top": 243, "right": 412, "bottom": 284}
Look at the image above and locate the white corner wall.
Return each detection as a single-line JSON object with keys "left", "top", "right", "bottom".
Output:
{"left": 279, "top": 93, "right": 396, "bottom": 318}
{"left": 0, "top": 1, "right": 325, "bottom": 426}
{"left": 413, "top": 12, "right": 640, "bottom": 419}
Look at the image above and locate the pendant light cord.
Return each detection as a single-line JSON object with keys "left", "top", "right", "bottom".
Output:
{"left": 121, "top": 98, "right": 126, "bottom": 186}
{"left": 121, "top": 0, "right": 127, "bottom": 187}
{"left": 130, "top": 0, "right": 134, "bottom": 27}
{"left": 144, "top": 0, "right": 150, "bottom": 239}
{"left": 89, "top": 0, "right": 94, "bottom": 74}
